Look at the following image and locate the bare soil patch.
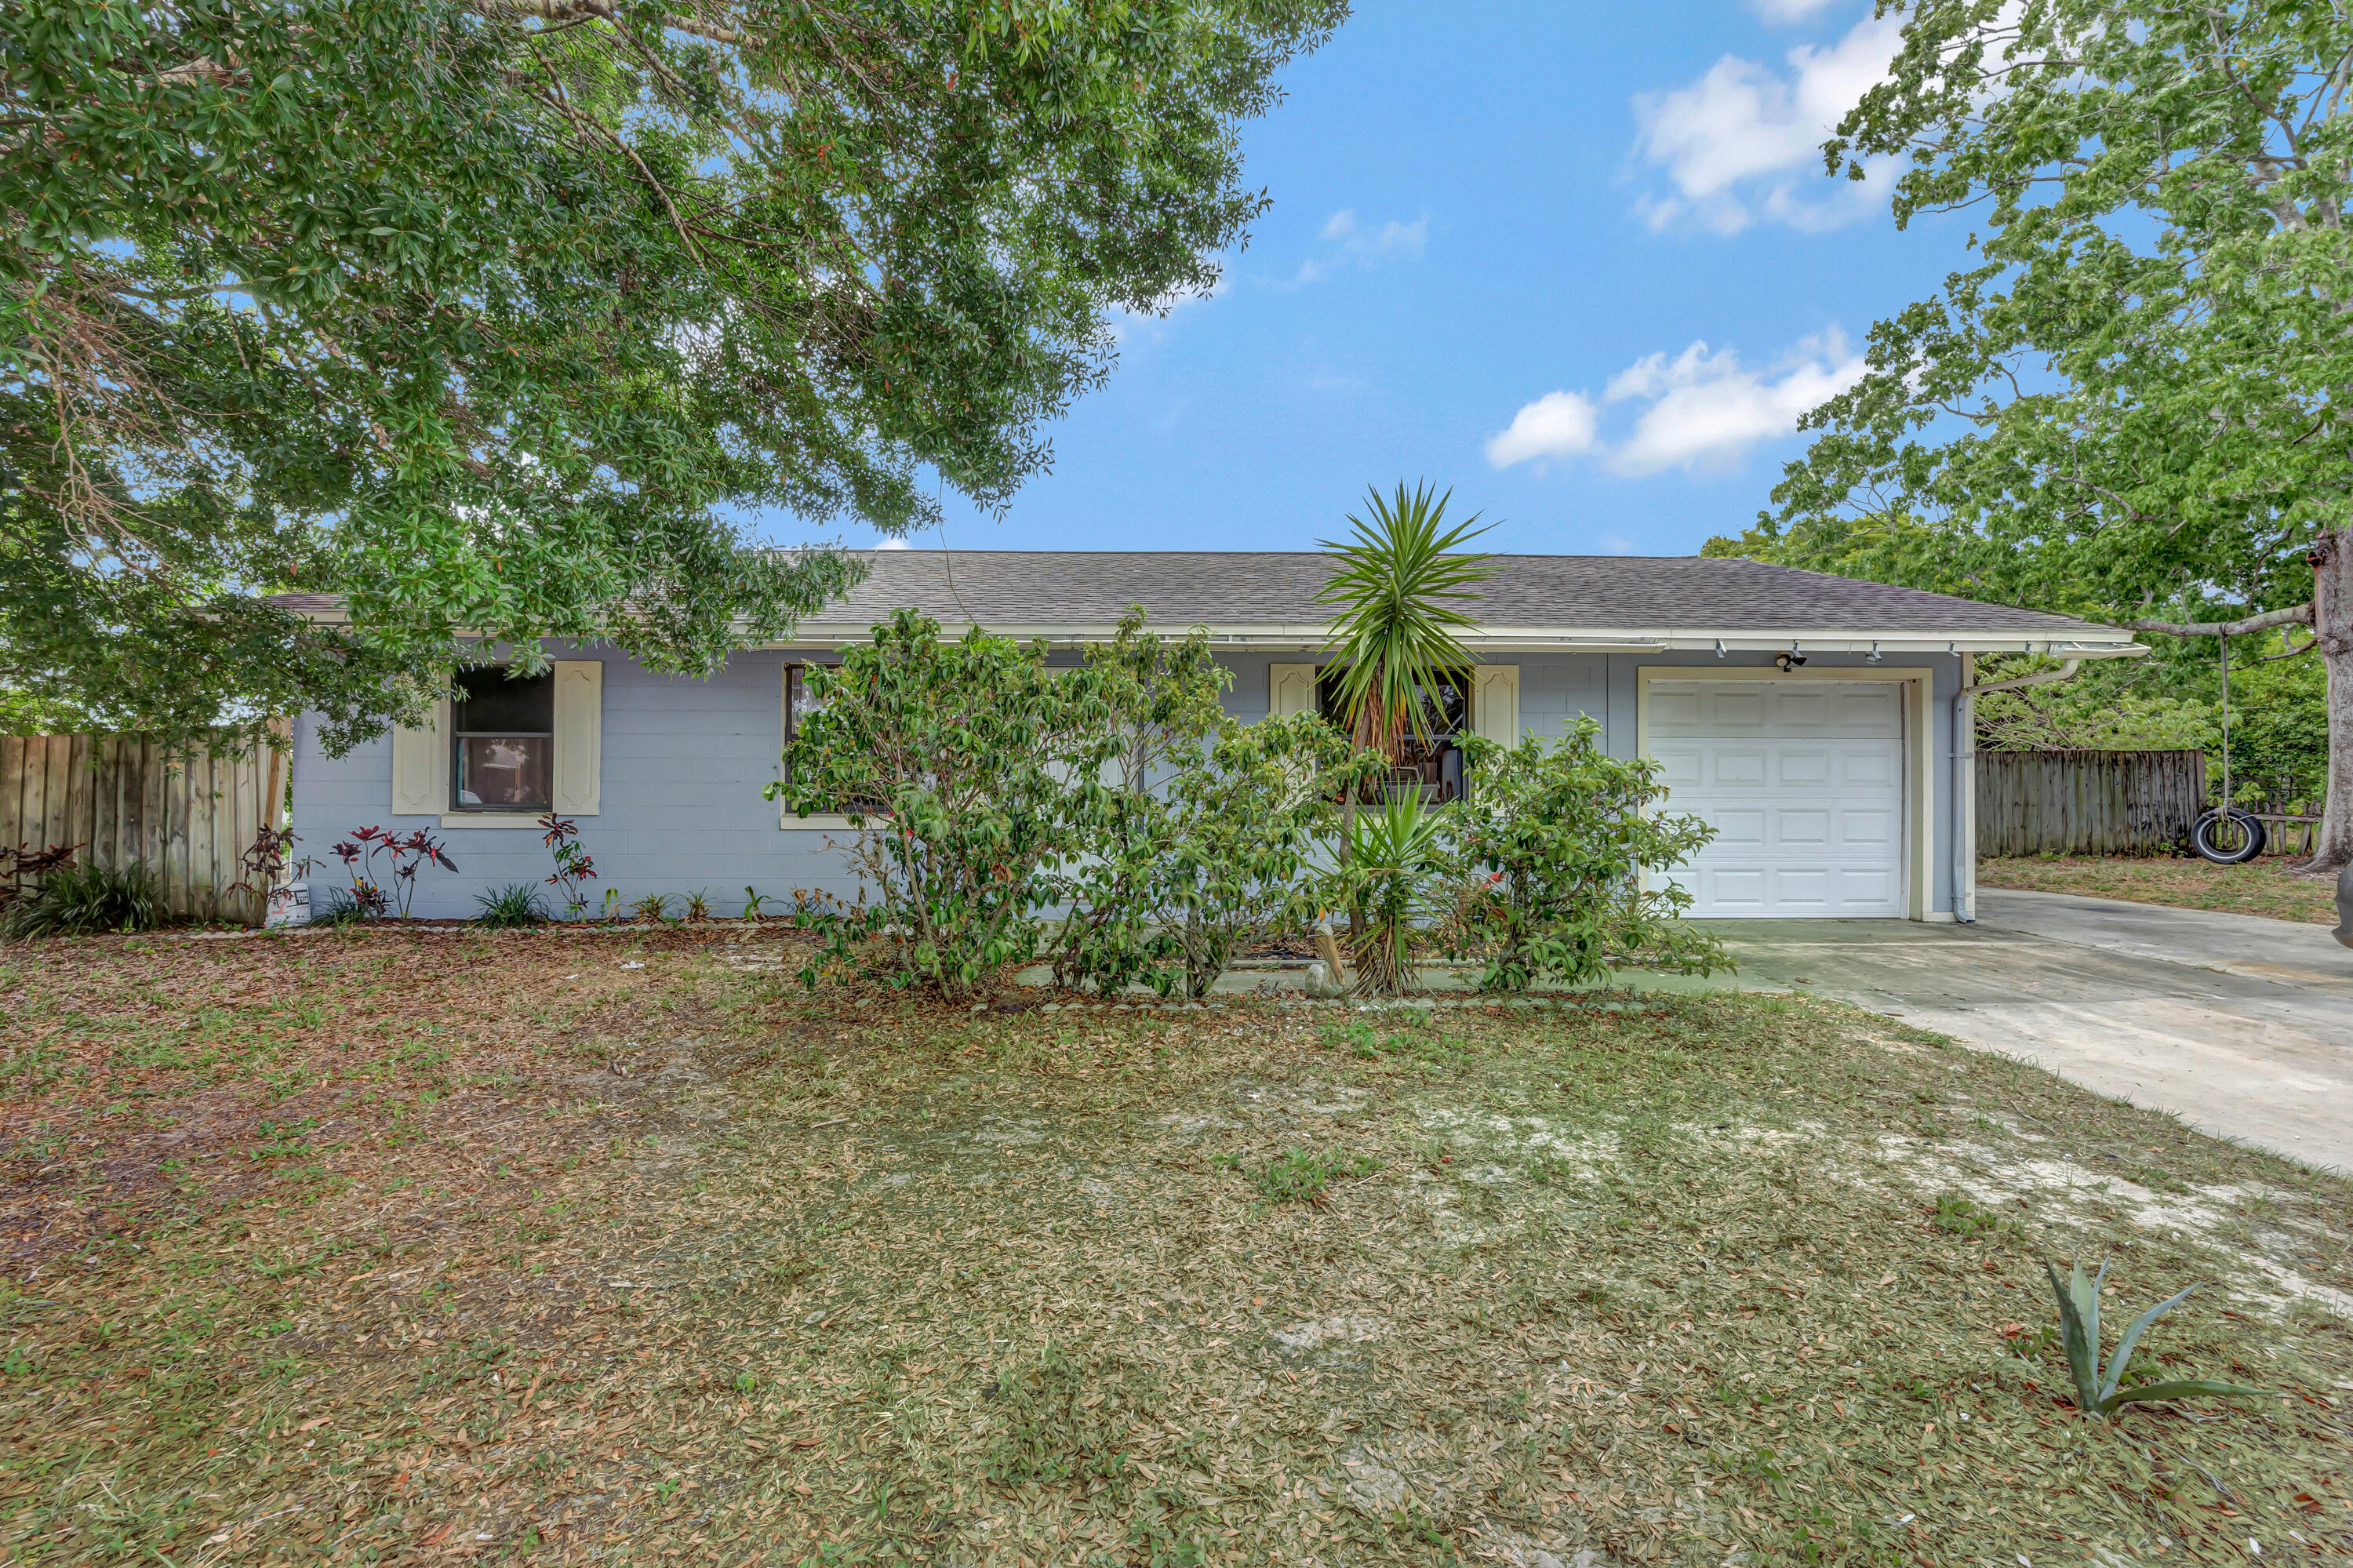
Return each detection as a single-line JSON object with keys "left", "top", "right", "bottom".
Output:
{"left": 0, "top": 934, "right": 2348, "bottom": 1566}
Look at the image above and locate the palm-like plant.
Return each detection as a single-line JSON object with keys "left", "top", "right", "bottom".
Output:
{"left": 1315, "top": 482, "right": 1497, "bottom": 766}
{"left": 1343, "top": 791, "right": 1453, "bottom": 995}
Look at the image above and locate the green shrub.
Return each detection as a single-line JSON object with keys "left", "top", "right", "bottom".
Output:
{"left": 472, "top": 882, "right": 550, "bottom": 928}
{"left": 769, "top": 607, "right": 1140, "bottom": 996}
{"left": 0, "top": 860, "right": 164, "bottom": 937}
{"left": 1049, "top": 618, "right": 1377, "bottom": 999}
{"left": 1443, "top": 723, "right": 1726, "bottom": 991}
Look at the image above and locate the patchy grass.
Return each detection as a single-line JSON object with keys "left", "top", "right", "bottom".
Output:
{"left": 0, "top": 933, "right": 2348, "bottom": 1566}
{"left": 1980, "top": 854, "right": 2339, "bottom": 926}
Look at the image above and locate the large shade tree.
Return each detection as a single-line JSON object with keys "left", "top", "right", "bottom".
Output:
{"left": 1740, "top": 0, "right": 2353, "bottom": 871}
{"left": 3, "top": 0, "right": 1343, "bottom": 749}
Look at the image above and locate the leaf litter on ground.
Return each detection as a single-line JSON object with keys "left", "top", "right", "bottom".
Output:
{"left": 0, "top": 930, "right": 2346, "bottom": 1565}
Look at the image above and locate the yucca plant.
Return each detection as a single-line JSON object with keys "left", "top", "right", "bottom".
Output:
{"left": 1315, "top": 482, "right": 1495, "bottom": 767}
{"left": 2043, "top": 1259, "right": 2264, "bottom": 1419}
{"left": 1343, "top": 791, "right": 1453, "bottom": 995}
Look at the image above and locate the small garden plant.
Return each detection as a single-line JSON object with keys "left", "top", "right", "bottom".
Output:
{"left": 537, "top": 813, "right": 596, "bottom": 920}
{"left": 473, "top": 883, "right": 549, "bottom": 928}
{"left": 326, "top": 826, "right": 456, "bottom": 919}
{"left": 2043, "top": 1258, "right": 2264, "bottom": 1419}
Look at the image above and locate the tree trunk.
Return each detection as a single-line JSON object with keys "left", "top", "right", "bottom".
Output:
{"left": 2310, "top": 527, "right": 2353, "bottom": 875}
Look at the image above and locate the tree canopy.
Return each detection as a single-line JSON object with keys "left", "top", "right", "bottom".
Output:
{"left": 1715, "top": 0, "right": 2353, "bottom": 867}
{"left": 3, "top": 0, "right": 1342, "bottom": 748}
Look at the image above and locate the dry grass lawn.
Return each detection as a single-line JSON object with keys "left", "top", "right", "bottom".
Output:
{"left": 0, "top": 927, "right": 2348, "bottom": 1566}
{"left": 1978, "top": 856, "right": 2340, "bottom": 926}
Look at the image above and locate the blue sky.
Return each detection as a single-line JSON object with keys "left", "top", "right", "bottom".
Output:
{"left": 829, "top": 0, "right": 1976, "bottom": 558}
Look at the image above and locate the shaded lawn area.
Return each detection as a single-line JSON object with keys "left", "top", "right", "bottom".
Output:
{"left": 0, "top": 931, "right": 2348, "bottom": 1566}
{"left": 1979, "top": 855, "right": 2339, "bottom": 926}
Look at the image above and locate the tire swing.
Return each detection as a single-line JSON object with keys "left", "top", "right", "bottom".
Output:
{"left": 2191, "top": 629, "right": 2268, "bottom": 865}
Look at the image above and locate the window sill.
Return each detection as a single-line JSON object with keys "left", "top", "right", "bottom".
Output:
{"left": 441, "top": 813, "right": 554, "bottom": 829}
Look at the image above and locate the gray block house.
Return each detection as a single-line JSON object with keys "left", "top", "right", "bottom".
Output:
{"left": 285, "top": 550, "right": 2140, "bottom": 922}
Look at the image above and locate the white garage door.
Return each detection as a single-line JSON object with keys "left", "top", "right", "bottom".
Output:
{"left": 1648, "top": 681, "right": 1905, "bottom": 918}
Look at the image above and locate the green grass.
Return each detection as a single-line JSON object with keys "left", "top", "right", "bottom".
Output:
{"left": 0, "top": 934, "right": 2345, "bottom": 1565}
{"left": 1979, "top": 854, "right": 2337, "bottom": 924}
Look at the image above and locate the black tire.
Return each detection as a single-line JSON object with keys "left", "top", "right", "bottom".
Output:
{"left": 2191, "top": 807, "right": 2268, "bottom": 865}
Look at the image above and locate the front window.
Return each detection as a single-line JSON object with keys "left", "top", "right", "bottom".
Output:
{"left": 451, "top": 668, "right": 554, "bottom": 811}
{"left": 1316, "top": 668, "right": 1470, "bottom": 803}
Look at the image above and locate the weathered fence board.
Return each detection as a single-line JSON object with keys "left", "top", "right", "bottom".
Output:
{"left": 1, "top": 732, "right": 287, "bottom": 926}
{"left": 1976, "top": 748, "right": 2206, "bottom": 858}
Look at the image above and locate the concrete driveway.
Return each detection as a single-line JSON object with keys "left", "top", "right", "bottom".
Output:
{"left": 1700, "top": 890, "right": 2353, "bottom": 1172}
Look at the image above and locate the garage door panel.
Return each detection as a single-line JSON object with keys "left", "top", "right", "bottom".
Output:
{"left": 1838, "top": 809, "right": 1896, "bottom": 848}
{"left": 1651, "top": 691, "right": 1701, "bottom": 729}
{"left": 1772, "top": 869, "right": 1831, "bottom": 907}
{"left": 1712, "top": 748, "right": 1766, "bottom": 787}
{"left": 1652, "top": 746, "right": 1701, "bottom": 788}
{"left": 1776, "top": 749, "right": 1831, "bottom": 786}
{"left": 1840, "top": 749, "right": 1895, "bottom": 786}
{"left": 1774, "top": 809, "right": 1831, "bottom": 846}
{"left": 1837, "top": 692, "right": 1900, "bottom": 731}
{"left": 1709, "top": 809, "right": 1767, "bottom": 846}
{"left": 1836, "top": 868, "right": 1899, "bottom": 908}
{"left": 1651, "top": 679, "right": 1904, "bottom": 919}
{"left": 1706, "top": 869, "right": 1766, "bottom": 908}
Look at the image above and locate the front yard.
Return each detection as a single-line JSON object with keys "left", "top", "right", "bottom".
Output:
{"left": 1, "top": 930, "right": 2348, "bottom": 1566}
{"left": 1979, "top": 856, "right": 2340, "bottom": 926}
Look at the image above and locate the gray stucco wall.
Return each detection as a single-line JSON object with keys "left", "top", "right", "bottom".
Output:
{"left": 292, "top": 642, "right": 1966, "bottom": 920}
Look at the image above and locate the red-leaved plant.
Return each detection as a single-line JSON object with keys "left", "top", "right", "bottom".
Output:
{"left": 329, "top": 826, "right": 458, "bottom": 919}
{"left": 538, "top": 814, "right": 597, "bottom": 920}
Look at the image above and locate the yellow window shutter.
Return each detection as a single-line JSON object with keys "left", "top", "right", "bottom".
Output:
{"left": 1268, "top": 663, "right": 1320, "bottom": 719}
{"left": 552, "top": 660, "right": 603, "bottom": 815}
{"left": 390, "top": 697, "right": 449, "bottom": 815}
{"left": 1472, "top": 664, "right": 1520, "bottom": 744}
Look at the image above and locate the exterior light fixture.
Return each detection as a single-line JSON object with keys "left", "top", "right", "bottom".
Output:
{"left": 1714, "top": 638, "right": 1726, "bottom": 659}
{"left": 1775, "top": 641, "right": 1808, "bottom": 672}
{"left": 1865, "top": 641, "right": 1883, "bottom": 664}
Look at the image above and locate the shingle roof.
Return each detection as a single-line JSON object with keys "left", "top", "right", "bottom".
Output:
{"left": 267, "top": 551, "right": 2130, "bottom": 644}
{"left": 805, "top": 550, "right": 2118, "bottom": 638}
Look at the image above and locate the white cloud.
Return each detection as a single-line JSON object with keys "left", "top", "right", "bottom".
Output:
{"left": 1630, "top": 12, "right": 1903, "bottom": 233}
{"left": 1751, "top": 0, "right": 1839, "bottom": 21}
{"left": 1485, "top": 328, "right": 1865, "bottom": 477}
{"left": 1482, "top": 391, "right": 1600, "bottom": 469}
{"left": 875, "top": 537, "right": 914, "bottom": 550}
{"left": 1610, "top": 330, "right": 1865, "bottom": 475}
{"left": 1277, "top": 210, "right": 1429, "bottom": 289}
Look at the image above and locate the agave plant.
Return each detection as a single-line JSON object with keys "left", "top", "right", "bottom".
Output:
{"left": 1315, "top": 481, "right": 1495, "bottom": 766}
{"left": 1344, "top": 791, "right": 1453, "bottom": 995}
{"left": 2043, "top": 1259, "right": 2264, "bottom": 1419}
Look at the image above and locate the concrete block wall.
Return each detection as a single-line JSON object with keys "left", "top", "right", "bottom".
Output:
{"left": 293, "top": 641, "right": 1965, "bottom": 920}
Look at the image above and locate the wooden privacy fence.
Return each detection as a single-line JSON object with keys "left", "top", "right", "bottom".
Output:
{"left": 1975, "top": 748, "right": 2206, "bottom": 858}
{"left": 1, "top": 732, "right": 288, "bottom": 926}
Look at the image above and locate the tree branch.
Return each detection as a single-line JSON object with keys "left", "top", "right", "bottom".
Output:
{"left": 2125, "top": 604, "right": 2314, "bottom": 638}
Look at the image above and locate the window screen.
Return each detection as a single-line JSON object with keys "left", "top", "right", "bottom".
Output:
{"left": 451, "top": 668, "right": 555, "bottom": 812}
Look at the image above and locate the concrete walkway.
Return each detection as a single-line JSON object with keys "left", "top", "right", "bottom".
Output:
{"left": 1700, "top": 890, "right": 2353, "bottom": 1172}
